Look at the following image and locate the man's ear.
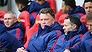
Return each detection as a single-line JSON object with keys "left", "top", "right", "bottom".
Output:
{"left": 72, "top": 24, "right": 77, "bottom": 30}
{"left": 14, "top": 17, "right": 17, "bottom": 22}
{"left": 18, "top": 4, "right": 23, "bottom": 8}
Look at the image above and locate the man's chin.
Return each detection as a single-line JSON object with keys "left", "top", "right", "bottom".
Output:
{"left": 89, "top": 30, "right": 92, "bottom": 34}
{"left": 5, "top": 25, "right": 10, "bottom": 27}
{"left": 91, "top": 32, "right": 92, "bottom": 34}
{"left": 64, "top": 31, "right": 68, "bottom": 35}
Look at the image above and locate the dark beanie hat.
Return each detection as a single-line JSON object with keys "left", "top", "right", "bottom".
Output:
{"left": 63, "top": 0, "right": 76, "bottom": 8}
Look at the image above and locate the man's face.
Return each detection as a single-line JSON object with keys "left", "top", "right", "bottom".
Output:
{"left": 62, "top": 1, "right": 69, "bottom": 13}
{"left": 63, "top": 19, "right": 74, "bottom": 34}
{"left": 86, "top": 20, "right": 92, "bottom": 34}
{"left": 16, "top": 4, "right": 24, "bottom": 11}
{"left": 39, "top": 13, "right": 54, "bottom": 29}
{"left": 4, "top": 13, "right": 16, "bottom": 27}
{"left": 84, "top": 2, "right": 92, "bottom": 15}
{"left": 35, "top": 0, "right": 45, "bottom": 5}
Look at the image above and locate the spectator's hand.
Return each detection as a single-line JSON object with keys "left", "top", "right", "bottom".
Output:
{"left": 64, "top": 49, "right": 70, "bottom": 52}
{"left": 16, "top": 47, "right": 27, "bottom": 52}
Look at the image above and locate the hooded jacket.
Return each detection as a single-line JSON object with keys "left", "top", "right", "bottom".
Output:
{"left": 81, "top": 31, "right": 92, "bottom": 52}
{"left": 7, "top": 21, "right": 24, "bottom": 44}
{"left": 78, "top": 23, "right": 88, "bottom": 34}
{"left": 53, "top": 30, "right": 81, "bottom": 52}
{"left": 0, "top": 22, "right": 23, "bottom": 52}
{"left": 69, "top": 31, "right": 92, "bottom": 52}
{"left": 26, "top": 1, "right": 49, "bottom": 27}
{"left": 26, "top": 22, "right": 63, "bottom": 52}
{"left": 68, "top": 6, "right": 85, "bottom": 19}
{"left": 58, "top": 6, "right": 85, "bottom": 24}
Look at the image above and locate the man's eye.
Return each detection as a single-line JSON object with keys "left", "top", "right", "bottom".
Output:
{"left": 85, "top": 7, "right": 88, "bottom": 9}
{"left": 89, "top": 6, "right": 92, "bottom": 8}
{"left": 63, "top": 25, "right": 67, "bottom": 26}
{"left": 8, "top": 18, "right": 11, "bottom": 20}
{"left": 86, "top": 24, "right": 92, "bottom": 26}
{"left": 40, "top": 19, "right": 43, "bottom": 21}
{"left": 44, "top": 19, "right": 48, "bottom": 20}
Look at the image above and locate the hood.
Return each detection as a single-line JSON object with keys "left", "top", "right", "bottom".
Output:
{"left": 65, "top": 30, "right": 78, "bottom": 40}
{"left": 0, "top": 23, "right": 7, "bottom": 33}
{"left": 68, "top": 6, "right": 86, "bottom": 15}
{"left": 48, "top": 22, "right": 63, "bottom": 32}
{"left": 7, "top": 21, "right": 25, "bottom": 32}
{"left": 26, "top": 1, "right": 49, "bottom": 13}
{"left": 78, "top": 23, "right": 88, "bottom": 34}
{"left": 38, "top": 22, "right": 64, "bottom": 35}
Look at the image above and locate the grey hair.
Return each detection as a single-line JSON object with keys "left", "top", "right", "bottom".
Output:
{"left": 5, "top": 11, "right": 17, "bottom": 18}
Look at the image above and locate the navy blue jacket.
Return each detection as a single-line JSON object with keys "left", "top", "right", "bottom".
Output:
{"left": 53, "top": 30, "right": 81, "bottom": 52}
{"left": 26, "top": 22, "right": 63, "bottom": 52}
{"left": 0, "top": 23, "right": 23, "bottom": 52}
{"left": 7, "top": 21, "right": 24, "bottom": 44}
{"left": 26, "top": 1, "right": 50, "bottom": 27}
{"left": 69, "top": 31, "right": 92, "bottom": 52}
{"left": 78, "top": 23, "right": 88, "bottom": 34}
{"left": 68, "top": 6, "right": 85, "bottom": 19}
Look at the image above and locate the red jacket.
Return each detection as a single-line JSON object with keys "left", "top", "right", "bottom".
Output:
{"left": 55, "top": 9, "right": 63, "bottom": 21}
{"left": 47, "top": 0, "right": 56, "bottom": 13}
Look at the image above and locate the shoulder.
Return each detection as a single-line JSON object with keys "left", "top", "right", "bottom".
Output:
{"left": 82, "top": 31, "right": 91, "bottom": 41}
{"left": 0, "top": 32, "right": 16, "bottom": 43}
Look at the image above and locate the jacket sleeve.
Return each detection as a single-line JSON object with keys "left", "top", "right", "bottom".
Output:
{"left": 8, "top": 28, "right": 24, "bottom": 44}
{"left": 65, "top": 35, "right": 82, "bottom": 52}
{"left": 0, "top": 32, "right": 23, "bottom": 52}
{"left": 69, "top": 42, "right": 81, "bottom": 52}
{"left": 69, "top": 41, "right": 86, "bottom": 52}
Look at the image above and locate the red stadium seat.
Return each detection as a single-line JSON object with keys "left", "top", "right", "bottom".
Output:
{"left": 0, "top": 10, "right": 6, "bottom": 23}
{"left": 58, "top": 14, "right": 68, "bottom": 24}
{"left": 80, "top": 15, "right": 87, "bottom": 24}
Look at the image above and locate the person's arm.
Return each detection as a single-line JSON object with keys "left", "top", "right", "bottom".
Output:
{"left": 64, "top": 42, "right": 81, "bottom": 52}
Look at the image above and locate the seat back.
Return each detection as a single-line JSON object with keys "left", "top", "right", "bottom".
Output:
{"left": 58, "top": 14, "right": 68, "bottom": 24}
{"left": 80, "top": 15, "right": 87, "bottom": 24}
{"left": 0, "top": 10, "right": 6, "bottom": 23}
